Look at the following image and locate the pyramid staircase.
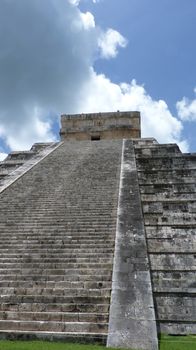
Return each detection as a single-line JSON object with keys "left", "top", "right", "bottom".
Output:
{"left": 0, "top": 136, "right": 195, "bottom": 346}
{"left": 0, "top": 140, "right": 122, "bottom": 343}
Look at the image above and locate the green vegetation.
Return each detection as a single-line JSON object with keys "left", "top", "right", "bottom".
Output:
{"left": 159, "top": 335, "right": 196, "bottom": 350}
{"left": 0, "top": 342, "right": 107, "bottom": 350}
{"left": 0, "top": 336, "right": 195, "bottom": 350}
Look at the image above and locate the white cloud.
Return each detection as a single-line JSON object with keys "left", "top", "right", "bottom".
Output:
{"left": 69, "top": 0, "right": 100, "bottom": 5}
{"left": 176, "top": 89, "right": 196, "bottom": 121}
{"left": 77, "top": 71, "right": 188, "bottom": 151}
{"left": 0, "top": 0, "right": 96, "bottom": 150}
{"left": 80, "top": 12, "right": 95, "bottom": 29}
{"left": 98, "top": 28, "right": 127, "bottom": 59}
{"left": 68, "top": 0, "right": 80, "bottom": 6}
{"left": 0, "top": 153, "right": 7, "bottom": 161}
{"left": 0, "top": 0, "right": 188, "bottom": 153}
{"left": 5, "top": 107, "right": 56, "bottom": 150}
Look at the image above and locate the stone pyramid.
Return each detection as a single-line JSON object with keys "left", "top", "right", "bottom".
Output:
{"left": 0, "top": 111, "right": 195, "bottom": 350}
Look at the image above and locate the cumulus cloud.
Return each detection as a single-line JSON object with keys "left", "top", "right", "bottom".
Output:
{"left": 4, "top": 107, "right": 56, "bottom": 150}
{"left": 0, "top": 0, "right": 188, "bottom": 153}
{"left": 0, "top": 0, "right": 96, "bottom": 150}
{"left": 77, "top": 72, "right": 188, "bottom": 151}
{"left": 176, "top": 89, "right": 196, "bottom": 121}
{"left": 98, "top": 29, "right": 127, "bottom": 59}
{"left": 80, "top": 12, "right": 95, "bottom": 29}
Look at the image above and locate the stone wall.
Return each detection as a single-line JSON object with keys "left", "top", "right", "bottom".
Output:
{"left": 60, "top": 111, "right": 140, "bottom": 141}
{"left": 133, "top": 139, "right": 196, "bottom": 335}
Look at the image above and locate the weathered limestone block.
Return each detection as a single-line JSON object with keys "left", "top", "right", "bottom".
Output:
{"left": 60, "top": 111, "right": 141, "bottom": 141}
{"left": 150, "top": 254, "right": 196, "bottom": 271}
{"left": 138, "top": 169, "right": 196, "bottom": 184}
{"left": 140, "top": 183, "right": 196, "bottom": 195}
{"left": 152, "top": 271, "right": 196, "bottom": 292}
{"left": 159, "top": 322, "right": 196, "bottom": 335}
{"left": 135, "top": 144, "right": 180, "bottom": 157}
{"left": 155, "top": 295, "right": 196, "bottom": 321}
{"left": 144, "top": 212, "right": 196, "bottom": 225}
{"left": 145, "top": 226, "right": 195, "bottom": 239}
{"left": 147, "top": 237, "right": 196, "bottom": 253}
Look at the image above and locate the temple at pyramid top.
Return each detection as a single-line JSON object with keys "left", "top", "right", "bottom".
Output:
{"left": 60, "top": 111, "right": 141, "bottom": 141}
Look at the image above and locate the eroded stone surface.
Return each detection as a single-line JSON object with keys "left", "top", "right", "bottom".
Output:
{"left": 107, "top": 139, "right": 158, "bottom": 350}
{"left": 60, "top": 111, "right": 140, "bottom": 141}
{"left": 134, "top": 140, "right": 196, "bottom": 336}
{"left": 0, "top": 140, "right": 122, "bottom": 343}
{"left": 0, "top": 112, "right": 195, "bottom": 347}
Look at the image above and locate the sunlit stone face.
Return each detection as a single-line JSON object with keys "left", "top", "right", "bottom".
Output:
{"left": 60, "top": 111, "right": 141, "bottom": 141}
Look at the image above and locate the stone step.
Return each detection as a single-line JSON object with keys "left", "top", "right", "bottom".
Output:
{"left": 0, "top": 242, "right": 114, "bottom": 248}
{"left": 0, "top": 221, "right": 116, "bottom": 226}
{"left": 0, "top": 236, "right": 115, "bottom": 243}
{"left": 6, "top": 150, "right": 36, "bottom": 160}
{"left": 0, "top": 320, "right": 108, "bottom": 333}
{"left": 0, "top": 248, "right": 114, "bottom": 254}
{"left": 0, "top": 231, "right": 114, "bottom": 237}
{"left": 0, "top": 160, "right": 24, "bottom": 166}
{"left": 0, "top": 257, "right": 113, "bottom": 264}
{"left": 0, "top": 231, "right": 115, "bottom": 236}
{"left": 0, "top": 281, "right": 111, "bottom": 289}
{"left": 0, "top": 250, "right": 113, "bottom": 256}
{"left": 0, "top": 288, "right": 111, "bottom": 297}
{"left": 0, "top": 226, "right": 115, "bottom": 230}
{"left": 0, "top": 243, "right": 114, "bottom": 249}
{"left": 0, "top": 265, "right": 113, "bottom": 273}
{"left": 0, "top": 209, "right": 116, "bottom": 214}
{"left": 0, "top": 253, "right": 114, "bottom": 259}
{"left": 0, "top": 275, "right": 112, "bottom": 283}
{"left": 0, "top": 303, "right": 110, "bottom": 313}
{"left": 0, "top": 268, "right": 112, "bottom": 276}
{"left": 0, "top": 295, "right": 111, "bottom": 305}
{"left": 0, "top": 238, "right": 115, "bottom": 244}
{"left": 0, "top": 330, "right": 107, "bottom": 344}
{"left": 0, "top": 211, "right": 115, "bottom": 216}
{"left": 0, "top": 311, "right": 108, "bottom": 323}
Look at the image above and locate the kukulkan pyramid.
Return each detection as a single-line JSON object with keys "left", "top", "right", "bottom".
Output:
{"left": 0, "top": 111, "right": 195, "bottom": 350}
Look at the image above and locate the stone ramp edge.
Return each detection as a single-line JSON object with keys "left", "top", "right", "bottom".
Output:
{"left": 107, "top": 139, "right": 158, "bottom": 350}
{"left": 0, "top": 142, "right": 63, "bottom": 195}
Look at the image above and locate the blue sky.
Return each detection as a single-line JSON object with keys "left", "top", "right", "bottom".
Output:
{"left": 0, "top": 0, "right": 196, "bottom": 159}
